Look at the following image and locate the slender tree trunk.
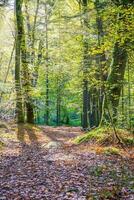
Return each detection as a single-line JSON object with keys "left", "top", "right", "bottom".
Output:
{"left": 81, "top": 0, "right": 89, "bottom": 129}
{"left": 94, "top": 0, "right": 107, "bottom": 126}
{"left": 45, "top": 3, "right": 49, "bottom": 125}
{"left": 19, "top": 0, "right": 34, "bottom": 123}
{"left": 31, "top": 0, "right": 40, "bottom": 64}
{"left": 82, "top": 78, "right": 88, "bottom": 129}
{"left": 56, "top": 81, "right": 61, "bottom": 126}
{"left": 15, "top": 0, "right": 24, "bottom": 123}
{"left": 121, "top": 85, "right": 125, "bottom": 126}
{"left": 128, "top": 62, "right": 131, "bottom": 130}
{"left": 56, "top": 97, "right": 61, "bottom": 126}
{"left": 0, "top": 42, "right": 15, "bottom": 102}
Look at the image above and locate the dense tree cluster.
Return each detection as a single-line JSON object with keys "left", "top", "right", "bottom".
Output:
{"left": 0, "top": 0, "right": 134, "bottom": 131}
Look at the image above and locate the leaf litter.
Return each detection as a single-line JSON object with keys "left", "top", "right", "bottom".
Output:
{"left": 0, "top": 125, "right": 133, "bottom": 200}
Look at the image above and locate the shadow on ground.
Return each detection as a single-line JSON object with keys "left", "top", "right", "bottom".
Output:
{"left": 0, "top": 125, "right": 91, "bottom": 199}
{"left": 17, "top": 124, "right": 38, "bottom": 144}
{"left": 0, "top": 125, "right": 133, "bottom": 200}
{"left": 43, "top": 126, "right": 82, "bottom": 143}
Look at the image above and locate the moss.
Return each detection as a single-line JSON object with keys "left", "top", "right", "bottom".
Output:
{"left": 75, "top": 127, "right": 106, "bottom": 144}
{"left": 75, "top": 126, "right": 134, "bottom": 147}
{"left": 75, "top": 127, "right": 112, "bottom": 144}
{"left": 122, "top": 137, "right": 134, "bottom": 146}
{"left": 103, "top": 147, "right": 120, "bottom": 155}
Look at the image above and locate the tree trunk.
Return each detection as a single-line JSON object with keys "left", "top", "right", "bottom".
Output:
{"left": 19, "top": 0, "right": 34, "bottom": 123}
{"left": 101, "top": 42, "right": 127, "bottom": 124}
{"left": 45, "top": 3, "right": 49, "bottom": 125}
{"left": 108, "top": 43, "right": 127, "bottom": 121}
{"left": 81, "top": 0, "right": 90, "bottom": 129}
{"left": 100, "top": 0, "right": 131, "bottom": 125}
{"left": 56, "top": 77, "right": 61, "bottom": 126}
{"left": 56, "top": 93, "right": 61, "bottom": 126}
{"left": 82, "top": 78, "right": 88, "bottom": 129}
{"left": 15, "top": 0, "right": 24, "bottom": 123}
{"left": 94, "top": 0, "right": 107, "bottom": 126}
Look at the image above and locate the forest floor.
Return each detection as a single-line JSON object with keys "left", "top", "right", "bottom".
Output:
{"left": 0, "top": 124, "right": 134, "bottom": 200}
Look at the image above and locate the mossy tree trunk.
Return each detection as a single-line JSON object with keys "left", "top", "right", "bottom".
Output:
{"left": 15, "top": 0, "right": 24, "bottom": 123}
{"left": 95, "top": 0, "right": 107, "bottom": 125}
{"left": 100, "top": 0, "right": 131, "bottom": 125}
{"left": 106, "top": 42, "right": 127, "bottom": 122}
{"left": 18, "top": 0, "right": 34, "bottom": 124}
{"left": 21, "top": 18, "right": 34, "bottom": 124}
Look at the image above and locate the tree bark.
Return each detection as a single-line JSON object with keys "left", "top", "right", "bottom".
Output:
{"left": 81, "top": 0, "right": 90, "bottom": 129}
{"left": 56, "top": 83, "right": 61, "bottom": 126}
{"left": 100, "top": 1, "right": 130, "bottom": 124}
{"left": 15, "top": 0, "right": 24, "bottom": 123}
{"left": 45, "top": 3, "right": 49, "bottom": 125}
{"left": 94, "top": 0, "right": 107, "bottom": 126}
{"left": 107, "top": 42, "right": 127, "bottom": 122}
{"left": 19, "top": 0, "right": 34, "bottom": 123}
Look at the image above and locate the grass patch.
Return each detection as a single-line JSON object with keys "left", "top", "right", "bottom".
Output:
{"left": 0, "top": 140, "right": 5, "bottom": 149}
{"left": 75, "top": 127, "right": 134, "bottom": 147}
{"left": 103, "top": 147, "right": 120, "bottom": 155}
{"left": 0, "top": 133, "right": 16, "bottom": 139}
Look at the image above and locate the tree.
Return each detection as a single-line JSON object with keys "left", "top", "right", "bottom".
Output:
{"left": 101, "top": 0, "right": 133, "bottom": 124}
{"left": 15, "top": 0, "right": 24, "bottom": 123}
{"left": 80, "top": 0, "right": 90, "bottom": 129}
{"left": 0, "top": 0, "right": 134, "bottom": 130}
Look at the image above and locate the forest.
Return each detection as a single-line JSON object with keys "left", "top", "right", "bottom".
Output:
{"left": 0, "top": 0, "right": 134, "bottom": 199}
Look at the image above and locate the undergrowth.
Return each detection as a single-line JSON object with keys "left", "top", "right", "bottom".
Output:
{"left": 103, "top": 147, "right": 121, "bottom": 155}
{"left": 75, "top": 127, "right": 134, "bottom": 147}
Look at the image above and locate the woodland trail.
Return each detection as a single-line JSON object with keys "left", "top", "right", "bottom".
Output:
{"left": 0, "top": 125, "right": 134, "bottom": 200}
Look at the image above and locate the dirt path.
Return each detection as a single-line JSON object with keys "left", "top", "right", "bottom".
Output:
{"left": 0, "top": 125, "right": 134, "bottom": 200}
